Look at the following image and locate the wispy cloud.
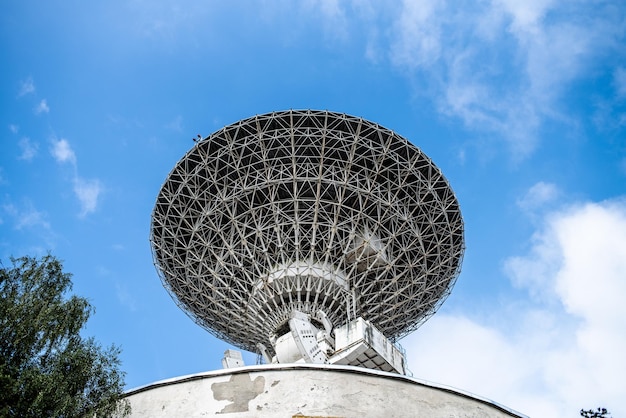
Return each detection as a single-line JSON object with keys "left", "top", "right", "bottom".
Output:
{"left": 389, "top": 0, "right": 442, "bottom": 71}
{"left": 380, "top": 0, "right": 624, "bottom": 158}
{"left": 49, "top": 138, "right": 102, "bottom": 217}
{"left": 17, "top": 137, "right": 39, "bottom": 161}
{"left": 1, "top": 199, "right": 56, "bottom": 253}
{"left": 51, "top": 138, "right": 77, "bottom": 165}
{"left": 18, "top": 77, "right": 35, "bottom": 97}
{"left": 8, "top": 124, "right": 19, "bottom": 134}
{"left": 516, "top": 181, "right": 560, "bottom": 213}
{"left": 34, "top": 99, "right": 50, "bottom": 115}
{"left": 302, "top": 0, "right": 350, "bottom": 41}
{"left": 406, "top": 197, "right": 626, "bottom": 417}
{"left": 3, "top": 201, "right": 51, "bottom": 231}
{"left": 73, "top": 177, "right": 102, "bottom": 218}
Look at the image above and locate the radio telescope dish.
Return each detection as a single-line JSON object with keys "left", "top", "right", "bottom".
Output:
{"left": 150, "top": 110, "right": 464, "bottom": 355}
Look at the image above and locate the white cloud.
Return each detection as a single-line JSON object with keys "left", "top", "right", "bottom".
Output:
{"left": 516, "top": 181, "right": 559, "bottom": 212}
{"left": 34, "top": 99, "right": 50, "bottom": 115}
{"left": 3, "top": 201, "right": 51, "bottom": 231}
{"left": 17, "top": 137, "right": 38, "bottom": 161}
{"left": 8, "top": 124, "right": 19, "bottom": 134}
{"left": 18, "top": 77, "right": 35, "bottom": 97}
{"left": 495, "top": 0, "right": 555, "bottom": 35}
{"left": 382, "top": 1, "right": 624, "bottom": 158}
{"left": 306, "top": 0, "right": 350, "bottom": 41}
{"left": 389, "top": 0, "right": 442, "bottom": 71}
{"left": 50, "top": 138, "right": 77, "bottom": 165}
{"left": 73, "top": 177, "right": 102, "bottom": 217}
{"left": 50, "top": 138, "right": 103, "bottom": 217}
{"left": 405, "top": 198, "right": 626, "bottom": 417}
{"left": 305, "top": 0, "right": 344, "bottom": 21}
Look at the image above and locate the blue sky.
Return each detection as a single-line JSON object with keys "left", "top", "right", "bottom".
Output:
{"left": 1, "top": 1, "right": 625, "bottom": 416}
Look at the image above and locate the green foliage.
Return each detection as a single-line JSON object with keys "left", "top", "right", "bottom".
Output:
{"left": 0, "top": 255, "right": 130, "bottom": 417}
{"left": 580, "top": 407, "right": 611, "bottom": 417}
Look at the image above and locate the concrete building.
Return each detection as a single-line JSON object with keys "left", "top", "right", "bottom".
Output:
{"left": 124, "top": 364, "right": 524, "bottom": 417}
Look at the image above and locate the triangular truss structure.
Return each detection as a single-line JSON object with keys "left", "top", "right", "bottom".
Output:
{"left": 150, "top": 110, "right": 464, "bottom": 356}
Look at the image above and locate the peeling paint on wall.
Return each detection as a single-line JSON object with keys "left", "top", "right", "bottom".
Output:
{"left": 211, "top": 373, "right": 265, "bottom": 414}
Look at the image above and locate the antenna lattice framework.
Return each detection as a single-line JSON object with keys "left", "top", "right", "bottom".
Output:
{"left": 150, "top": 110, "right": 464, "bottom": 354}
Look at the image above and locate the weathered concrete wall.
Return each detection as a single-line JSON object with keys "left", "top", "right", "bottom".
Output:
{"left": 123, "top": 364, "right": 526, "bottom": 418}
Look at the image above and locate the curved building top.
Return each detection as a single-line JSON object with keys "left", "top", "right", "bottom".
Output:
{"left": 123, "top": 364, "right": 527, "bottom": 418}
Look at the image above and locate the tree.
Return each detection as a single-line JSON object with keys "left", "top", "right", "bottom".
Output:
{"left": 580, "top": 407, "right": 611, "bottom": 417}
{"left": 0, "top": 255, "right": 130, "bottom": 417}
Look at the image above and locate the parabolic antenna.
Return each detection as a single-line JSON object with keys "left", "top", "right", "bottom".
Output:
{"left": 150, "top": 110, "right": 464, "bottom": 363}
